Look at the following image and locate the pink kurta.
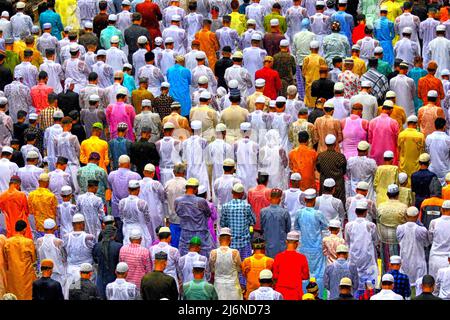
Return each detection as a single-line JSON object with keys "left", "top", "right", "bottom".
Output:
{"left": 368, "top": 113, "right": 400, "bottom": 165}
{"left": 341, "top": 115, "right": 368, "bottom": 159}
{"left": 105, "top": 102, "right": 136, "bottom": 141}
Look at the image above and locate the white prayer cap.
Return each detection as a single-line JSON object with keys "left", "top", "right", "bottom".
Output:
{"left": 123, "top": 63, "right": 132, "bottom": 70}
{"left": 232, "top": 51, "right": 243, "bottom": 59}
{"left": 117, "top": 87, "right": 128, "bottom": 96}
{"left": 116, "top": 262, "right": 129, "bottom": 273}
{"left": 427, "top": 90, "right": 438, "bottom": 98}
{"left": 442, "top": 200, "right": 450, "bottom": 209}
{"left": 336, "top": 244, "right": 349, "bottom": 253}
{"left": 280, "top": 39, "right": 289, "bottom": 47}
{"left": 232, "top": 183, "right": 245, "bottom": 193}
{"left": 402, "top": 27, "right": 412, "bottom": 34}
{"left": 361, "top": 80, "right": 372, "bottom": 88}
{"left": 193, "top": 260, "right": 206, "bottom": 269}
{"left": 270, "top": 19, "right": 279, "bottom": 26}
{"left": 69, "top": 43, "right": 79, "bottom": 52}
{"left": 340, "top": 277, "right": 352, "bottom": 287}
{"left": 44, "top": 218, "right": 56, "bottom": 229}
{"left": 0, "top": 97, "right": 7, "bottom": 106}
{"left": 445, "top": 172, "right": 450, "bottom": 181}
{"left": 155, "top": 37, "right": 163, "bottom": 45}
{"left": 259, "top": 269, "right": 273, "bottom": 280}
{"left": 128, "top": 180, "right": 140, "bottom": 189}
{"left": 286, "top": 231, "right": 300, "bottom": 241}
{"left": 72, "top": 213, "right": 85, "bottom": 223}
{"left": 198, "top": 185, "right": 207, "bottom": 195}
{"left": 334, "top": 82, "right": 344, "bottom": 91}
{"left": 16, "top": 2, "right": 25, "bottom": 9}
{"left": 191, "top": 120, "right": 202, "bottom": 130}
{"left": 199, "top": 90, "right": 211, "bottom": 100}
{"left": 161, "top": 81, "right": 170, "bottom": 88}
{"left": 110, "top": 35, "right": 120, "bottom": 43}
{"left": 196, "top": 51, "right": 206, "bottom": 60}
{"left": 323, "top": 178, "right": 336, "bottom": 188}
{"left": 158, "top": 226, "right": 171, "bottom": 234}
{"left": 356, "top": 181, "right": 369, "bottom": 190}
{"left": 380, "top": 5, "right": 388, "bottom": 12}
{"left": 275, "top": 96, "right": 286, "bottom": 103}
{"left": 122, "top": 0, "right": 131, "bottom": 5}
{"left": 43, "top": 23, "right": 52, "bottom": 29}
{"left": 144, "top": 163, "right": 155, "bottom": 172}
{"left": 355, "top": 200, "right": 368, "bottom": 210}
{"left": 374, "top": 46, "right": 383, "bottom": 54}
{"left": 290, "top": 173, "right": 302, "bottom": 181}
{"left": 64, "top": 26, "right": 73, "bottom": 32}
{"left": 84, "top": 21, "right": 93, "bottom": 29}
{"left": 387, "top": 184, "right": 399, "bottom": 194}
{"left": 228, "top": 79, "right": 239, "bottom": 89}
{"left": 103, "top": 215, "right": 115, "bottom": 223}
{"left": 407, "top": 115, "right": 418, "bottom": 123}
{"left": 304, "top": 188, "right": 317, "bottom": 199}
{"left": 163, "top": 122, "right": 175, "bottom": 130}
{"left": 240, "top": 122, "right": 251, "bottom": 131}
{"left": 215, "top": 123, "right": 227, "bottom": 132}
{"left": 80, "top": 263, "right": 93, "bottom": 272}
{"left": 29, "top": 113, "right": 38, "bottom": 120}
{"left": 329, "top": 219, "right": 341, "bottom": 228}
{"left": 53, "top": 110, "right": 64, "bottom": 119}
{"left": 219, "top": 227, "right": 232, "bottom": 236}
{"left": 325, "top": 134, "right": 336, "bottom": 145}
{"left": 108, "top": 14, "right": 117, "bottom": 21}
{"left": 382, "top": 273, "right": 394, "bottom": 283}
{"left": 255, "top": 96, "right": 266, "bottom": 104}
{"left": 351, "top": 44, "right": 361, "bottom": 51}
{"left": 27, "top": 150, "right": 39, "bottom": 159}
{"left": 97, "top": 49, "right": 107, "bottom": 56}
{"left": 436, "top": 24, "right": 446, "bottom": 32}
{"left": 137, "top": 35, "right": 148, "bottom": 44}
{"left": 390, "top": 255, "right": 402, "bottom": 264}
{"left": 385, "top": 90, "right": 396, "bottom": 98}
{"left": 251, "top": 33, "right": 262, "bottom": 41}
{"left": 338, "top": 0, "right": 347, "bottom": 4}
{"left": 441, "top": 69, "right": 450, "bottom": 76}
{"left": 165, "top": 37, "right": 174, "bottom": 44}
{"left": 398, "top": 172, "right": 408, "bottom": 184}
{"left": 383, "top": 150, "right": 394, "bottom": 158}
{"left": 61, "top": 185, "right": 73, "bottom": 196}
{"left": 129, "top": 228, "right": 142, "bottom": 239}
{"left": 316, "top": 0, "right": 326, "bottom": 5}
{"left": 247, "top": 19, "right": 257, "bottom": 25}
{"left": 1, "top": 146, "right": 13, "bottom": 154}
{"left": 406, "top": 206, "right": 419, "bottom": 217}
{"left": 310, "top": 40, "right": 320, "bottom": 49}
{"left": 255, "top": 78, "right": 266, "bottom": 87}
{"left": 118, "top": 155, "right": 130, "bottom": 164}
{"left": 382, "top": 100, "right": 394, "bottom": 108}
{"left": 357, "top": 140, "right": 370, "bottom": 151}
{"left": 419, "top": 153, "right": 430, "bottom": 162}
{"left": 1, "top": 11, "right": 9, "bottom": 17}
{"left": 223, "top": 158, "right": 235, "bottom": 167}
{"left": 171, "top": 14, "right": 181, "bottom": 21}
{"left": 269, "top": 100, "right": 276, "bottom": 108}
{"left": 141, "top": 99, "right": 152, "bottom": 107}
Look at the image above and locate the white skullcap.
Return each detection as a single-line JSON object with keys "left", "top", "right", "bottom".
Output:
{"left": 255, "top": 78, "right": 266, "bottom": 87}
{"left": 39, "top": 173, "right": 50, "bottom": 182}
{"left": 380, "top": 5, "right": 388, "bottom": 11}
{"left": 286, "top": 231, "right": 300, "bottom": 241}
{"left": 1, "top": 146, "right": 13, "bottom": 154}
{"left": 355, "top": 200, "right": 368, "bottom": 210}
{"left": 144, "top": 163, "right": 155, "bottom": 172}
{"left": 259, "top": 269, "right": 273, "bottom": 280}
{"left": 240, "top": 122, "right": 252, "bottom": 131}
{"left": 352, "top": 44, "right": 361, "bottom": 51}
{"left": 197, "top": 76, "right": 209, "bottom": 85}
{"left": 251, "top": 33, "right": 262, "bottom": 41}
{"left": 402, "top": 27, "right": 412, "bottom": 34}
{"left": 247, "top": 19, "right": 256, "bottom": 25}
{"left": 419, "top": 153, "right": 430, "bottom": 162}
{"left": 280, "top": 39, "right": 289, "bottom": 47}
{"left": 122, "top": 0, "right": 131, "bottom": 5}
{"left": 72, "top": 213, "right": 85, "bottom": 223}
{"left": 158, "top": 226, "right": 171, "bottom": 234}
{"left": 193, "top": 260, "right": 206, "bottom": 269}
{"left": 97, "top": 49, "right": 107, "bottom": 56}
{"left": 1, "top": 11, "right": 9, "bottom": 17}
{"left": 232, "top": 183, "right": 245, "bottom": 193}
{"left": 141, "top": 99, "right": 151, "bottom": 107}
{"left": 103, "top": 215, "right": 115, "bottom": 223}
{"left": 442, "top": 200, "right": 450, "bottom": 209}
{"left": 69, "top": 43, "right": 79, "bottom": 53}
{"left": 130, "top": 228, "right": 142, "bottom": 239}
{"left": 137, "top": 36, "right": 148, "bottom": 44}
{"left": 387, "top": 184, "right": 399, "bottom": 194}
{"left": 29, "top": 113, "right": 38, "bottom": 120}
{"left": 390, "top": 255, "right": 402, "bottom": 264}
{"left": 171, "top": 14, "right": 181, "bottom": 21}
{"left": 27, "top": 150, "right": 39, "bottom": 159}
{"left": 323, "top": 178, "right": 336, "bottom": 188}
{"left": 219, "top": 227, "right": 232, "bottom": 236}
{"left": 304, "top": 188, "right": 317, "bottom": 199}
{"left": 44, "top": 218, "right": 56, "bottom": 229}
{"left": 269, "top": 100, "right": 276, "bottom": 108}
{"left": 84, "top": 21, "right": 93, "bottom": 29}
{"left": 116, "top": 262, "right": 129, "bottom": 273}
{"left": 336, "top": 244, "right": 349, "bottom": 253}
{"left": 329, "top": 219, "right": 341, "bottom": 228}
{"left": 199, "top": 90, "right": 212, "bottom": 100}
{"left": 310, "top": 40, "right": 320, "bottom": 49}
{"left": 223, "top": 158, "right": 235, "bottom": 166}
{"left": 325, "top": 134, "right": 336, "bottom": 145}
{"left": 163, "top": 122, "right": 175, "bottom": 130}
{"left": 196, "top": 51, "right": 206, "bottom": 60}
{"left": 334, "top": 82, "right": 345, "bottom": 91}
{"left": 338, "top": 0, "right": 347, "bottom": 3}
{"left": 316, "top": 0, "right": 326, "bottom": 5}
{"left": 255, "top": 96, "right": 266, "bottom": 103}
{"left": 275, "top": 96, "right": 286, "bottom": 103}
{"left": 427, "top": 90, "right": 438, "bottom": 98}
{"left": 357, "top": 140, "right": 370, "bottom": 151}
{"left": 441, "top": 69, "right": 450, "bottom": 76}
{"left": 118, "top": 155, "right": 130, "bottom": 164}
{"left": 382, "top": 273, "right": 394, "bottom": 283}
{"left": 445, "top": 172, "right": 450, "bottom": 181}
{"left": 356, "top": 181, "right": 369, "bottom": 190}
{"left": 43, "top": 23, "right": 51, "bottom": 29}
{"left": 128, "top": 180, "right": 140, "bottom": 189}
{"left": 290, "top": 173, "right": 302, "bottom": 181}
{"left": 385, "top": 90, "right": 396, "bottom": 98}
{"left": 407, "top": 115, "right": 418, "bottom": 123}
{"left": 123, "top": 63, "right": 132, "bottom": 70}
{"left": 155, "top": 37, "right": 163, "bottom": 45}
{"left": 383, "top": 150, "right": 394, "bottom": 158}
{"left": 232, "top": 51, "right": 243, "bottom": 59}
{"left": 198, "top": 185, "right": 207, "bottom": 195}
{"left": 109, "top": 14, "right": 117, "bottom": 21}
{"left": 270, "top": 19, "right": 279, "bottom": 26}
{"left": 161, "top": 81, "right": 170, "bottom": 88}
{"left": 340, "top": 277, "right": 352, "bottom": 287}
{"left": 406, "top": 206, "right": 419, "bottom": 217}
{"left": 436, "top": 24, "right": 446, "bottom": 32}
{"left": 228, "top": 79, "right": 239, "bottom": 89}
{"left": 216, "top": 123, "right": 227, "bottom": 132}
{"left": 110, "top": 35, "right": 120, "bottom": 43}
{"left": 80, "top": 263, "right": 93, "bottom": 272}
{"left": 165, "top": 37, "right": 174, "bottom": 44}
{"left": 61, "top": 185, "right": 73, "bottom": 196}
{"left": 374, "top": 46, "right": 383, "bottom": 54}
{"left": 16, "top": 2, "right": 25, "bottom": 9}
{"left": 398, "top": 172, "right": 408, "bottom": 184}
{"left": 361, "top": 80, "right": 372, "bottom": 88}
{"left": 191, "top": 120, "right": 202, "bottom": 130}
{"left": 383, "top": 100, "right": 394, "bottom": 108}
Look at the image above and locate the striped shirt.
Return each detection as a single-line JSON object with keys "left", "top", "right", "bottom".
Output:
{"left": 119, "top": 243, "right": 152, "bottom": 289}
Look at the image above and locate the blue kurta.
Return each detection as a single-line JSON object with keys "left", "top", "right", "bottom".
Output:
{"left": 167, "top": 64, "right": 192, "bottom": 117}
{"left": 123, "top": 73, "right": 137, "bottom": 97}
{"left": 330, "top": 11, "right": 354, "bottom": 45}
{"left": 408, "top": 67, "right": 428, "bottom": 113}
{"left": 260, "top": 204, "right": 291, "bottom": 258}
{"left": 39, "top": 9, "right": 64, "bottom": 40}
{"left": 374, "top": 16, "right": 395, "bottom": 66}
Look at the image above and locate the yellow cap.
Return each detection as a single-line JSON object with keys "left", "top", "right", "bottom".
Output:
{"left": 186, "top": 178, "right": 200, "bottom": 187}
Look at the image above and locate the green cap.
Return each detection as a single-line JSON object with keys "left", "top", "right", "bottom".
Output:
{"left": 189, "top": 236, "right": 202, "bottom": 246}
{"left": 92, "top": 122, "right": 103, "bottom": 130}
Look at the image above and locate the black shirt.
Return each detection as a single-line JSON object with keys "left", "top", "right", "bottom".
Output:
{"left": 308, "top": 108, "right": 325, "bottom": 125}
{"left": 130, "top": 138, "right": 160, "bottom": 176}
{"left": 93, "top": 13, "right": 109, "bottom": 40}
{"left": 32, "top": 277, "right": 64, "bottom": 300}
{"left": 69, "top": 279, "right": 101, "bottom": 300}
{"left": 13, "top": 122, "right": 29, "bottom": 147}
{"left": 93, "top": 240, "right": 123, "bottom": 299}
{"left": 79, "top": 32, "right": 99, "bottom": 51}
{"left": 141, "top": 271, "right": 179, "bottom": 300}
{"left": 412, "top": 5, "right": 428, "bottom": 22}
{"left": 387, "top": 70, "right": 399, "bottom": 82}
{"left": 311, "top": 78, "right": 335, "bottom": 101}
{"left": 0, "top": 62, "right": 12, "bottom": 91}
{"left": 334, "top": 293, "right": 357, "bottom": 300}
{"left": 124, "top": 24, "right": 151, "bottom": 60}
{"left": 11, "top": 150, "right": 24, "bottom": 167}
{"left": 214, "top": 57, "right": 233, "bottom": 89}
{"left": 413, "top": 292, "right": 442, "bottom": 300}
{"left": 58, "top": 90, "right": 80, "bottom": 116}
{"left": 71, "top": 123, "right": 87, "bottom": 145}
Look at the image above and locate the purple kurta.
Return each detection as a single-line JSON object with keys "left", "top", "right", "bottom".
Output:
{"left": 108, "top": 168, "right": 141, "bottom": 217}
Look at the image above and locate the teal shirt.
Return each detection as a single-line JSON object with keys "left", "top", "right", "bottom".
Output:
{"left": 408, "top": 67, "right": 428, "bottom": 112}
{"left": 77, "top": 163, "right": 109, "bottom": 202}
{"left": 377, "top": 58, "right": 392, "bottom": 77}
{"left": 123, "top": 73, "right": 137, "bottom": 96}
{"left": 182, "top": 280, "right": 218, "bottom": 300}
{"left": 100, "top": 26, "right": 125, "bottom": 49}
{"left": 39, "top": 9, "right": 64, "bottom": 40}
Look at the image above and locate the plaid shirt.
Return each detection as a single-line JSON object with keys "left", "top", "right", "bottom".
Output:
{"left": 389, "top": 269, "right": 411, "bottom": 298}
{"left": 358, "top": 288, "right": 375, "bottom": 300}
{"left": 38, "top": 107, "right": 62, "bottom": 131}
{"left": 220, "top": 199, "right": 256, "bottom": 249}
{"left": 361, "top": 68, "right": 389, "bottom": 102}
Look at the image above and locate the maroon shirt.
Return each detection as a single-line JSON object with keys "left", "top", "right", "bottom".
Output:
{"left": 136, "top": 1, "right": 163, "bottom": 40}
{"left": 255, "top": 66, "right": 282, "bottom": 100}
{"left": 263, "top": 32, "right": 286, "bottom": 57}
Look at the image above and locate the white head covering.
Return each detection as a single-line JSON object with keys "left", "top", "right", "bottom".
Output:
{"left": 64, "top": 78, "right": 74, "bottom": 93}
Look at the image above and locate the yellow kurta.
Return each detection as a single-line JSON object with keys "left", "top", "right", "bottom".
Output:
{"left": 230, "top": 12, "right": 247, "bottom": 35}
{"left": 443, "top": 185, "right": 450, "bottom": 200}
{"left": 302, "top": 53, "right": 327, "bottom": 108}
{"left": 397, "top": 128, "right": 424, "bottom": 182}
{"left": 0, "top": 235, "right": 7, "bottom": 297}
{"left": 374, "top": 164, "right": 399, "bottom": 205}
{"left": 55, "top": 0, "right": 80, "bottom": 29}
{"left": 4, "top": 234, "right": 37, "bottom": 300}
{"left": 383, "top": 1, "right": 403, "bottom": 22}
{"left": 351, "top": 55, "right": 367, "bottom": 77}
{"left": 80, "top": 135, "right": 110, "bottom": 171}
{"left": 19, "top": 47, "right": 43, "bottom": 69}
{"left": 12, "top": 40, "right": 26, "bottom": 56}
{"left": 399, "top": 186, "right": 414, "bottom": 207}
{"left": 28, "top": 187, "right": 58, "bottom": 233}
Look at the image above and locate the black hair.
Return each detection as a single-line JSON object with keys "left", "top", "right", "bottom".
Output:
{"left": 257, "top": 173, "right": 269, "bottom": 185}
{"left": 88, "top": 72, "right": 98, "bottom": 81}
{"left": 229, "top": 95, "right": 241, "bottom": 103}
{"left": 435, "top": 117, "right": 446, "bottom": 130}
{"left": 38, "top": 71, "right": 48, "bottom": 80}
{"left": 298, "top": 131, "right": 309, "bottom": 143}
{"left": 145, "top": 51, "right": 155, "bottom": 62}
{"left": 17, "top": 110, "right": 27, "bottom": 119}
{"left": 158, "top": 232, "right": 171, "bottom": 240}
{"left": 15, "top": 220, "right": 27, "bottom": 232}
{"left": 48, "top": 93, "right": 58, "bottom": 103}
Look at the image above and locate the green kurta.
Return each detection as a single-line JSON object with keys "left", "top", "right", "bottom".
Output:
{"left": 182, "top": 279, "right": 218, "bottom": 300}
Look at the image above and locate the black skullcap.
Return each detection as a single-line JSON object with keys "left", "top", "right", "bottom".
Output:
{"left": 155, "top": 251, "right": 168, "bottom": 260}
{"left": 57, "top": 156, "right": 68, "bottom": 164}
{"left": 88, "top": 152, "right": 101, "bottom": 160}
{"left": 87, "top": 180, "right": 99, "bottom": 187}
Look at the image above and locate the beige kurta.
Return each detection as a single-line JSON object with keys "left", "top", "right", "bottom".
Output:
{"left": 220, "top": 105, "right": 249, "bottom": 143}
{"left": 246, "top": 92, "right": 270, "bottom": 113}
{"left": 313, "top": 115, "right": 343, "bottom": 153}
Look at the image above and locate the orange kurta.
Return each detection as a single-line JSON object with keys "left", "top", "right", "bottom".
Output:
{"left": 195, "top": 29, "right": 220, "bottom": 72}
{"left": 442, "top": 185, "right": 450, "bottom": 200}
{"left": 4, "top": 234, "right": 37, "bottom": 300}
{"left": 417, "top": 74, "right": 445, "bottom": 107}
{"left": 289, "top": 145, "right": 318, "bottom": 191}
{"left": 418, "top": 105, "right": 445, "bottom": 138}
{"left": 0, "top": 235, "right": 7, "bottom": 297}
{"left": 0, "top": 188, "right": 31, "bottom": 239}
{"left": 242, "top": 253, "right": 274, "bottom": 299}
{"left": 27, "top": 187, "right": 58, "bottom": 233}
{"left": 162, "top": 112, "right": 191, "bottom": 141}
{"left": 313, "top": 115, "right": 343, "bottom": 153}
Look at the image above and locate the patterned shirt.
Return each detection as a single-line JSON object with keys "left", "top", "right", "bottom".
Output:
{"left": 39, "top": 107, "right": 62, "bottom": 131}
{"left": 389, "top": 269, "right": 411, "bottom": 299}
{"left": 119, "top": 243, "right": 152, "bottom": 289}
{"left": 361, "top": 68, "right": 390, "bottom": 103}
{"left": 338, "top": 70, "right": 361, "bottom": 99}
{"left": 220, "top": 199, "right": 256, "bottom": 249}
{"left": 152, "top": 94, "right": 174, "bottom": 120}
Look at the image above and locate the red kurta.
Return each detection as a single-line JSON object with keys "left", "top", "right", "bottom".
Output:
{"left": 0, "top": 188, "right": 31, "bottom": 239}
{"left": 273, "top": 250, "right": 310, "bottom": 300}
{"left": 255, "top": 66, "right": 282, "bottom": 100}
{"left": 136, "top": 1, "right": 162, "bottom": 40}
{"left": 247, "top": 184, "right": 271, "bottom": 231}
{"left": 352, "top": 23, "right": 366, "bottom": 45}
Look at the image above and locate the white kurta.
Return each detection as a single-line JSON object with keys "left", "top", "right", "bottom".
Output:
{"left": 181, "top": 135, "right": 210, "bottom": 196}
{"left": 138, "top": 177, "right": 166, "bottom": 234}
{"left": 389, "top": 74, "right": 416, "bottom": 117}
{"left": 235, "top": 137, "right": 259, "bottom": 191}
{"left": 429, "top": 216, "right": 450, "bottom": 280}
{"left": 426, "top": 36, "right": 450, "bottom": 78}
